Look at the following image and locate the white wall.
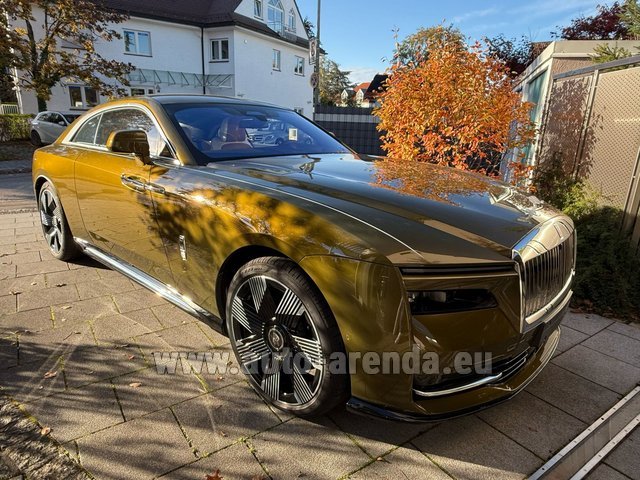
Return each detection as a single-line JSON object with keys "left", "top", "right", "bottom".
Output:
{"left": 233, "top": 28, "right": 312, "bottom": 115}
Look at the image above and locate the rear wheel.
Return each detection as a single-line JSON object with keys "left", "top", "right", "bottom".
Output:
{"left": 30, "top": 131, "right": 42, "bottom": 147}
{"left": 226, "top": 257, "right": 349, "bottom": 417}
{"left": 38, "top": 182, "right": 81, "bottom": 261}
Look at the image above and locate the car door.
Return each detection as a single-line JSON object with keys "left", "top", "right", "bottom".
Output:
{"left": 32, "top": 113, "right": 55, "bottom": 143}
{"left": 72, "top": 107, "right": 174, "bottom": 284}
{"left": 47, "top": 113, "right": 68, "bottom": 141}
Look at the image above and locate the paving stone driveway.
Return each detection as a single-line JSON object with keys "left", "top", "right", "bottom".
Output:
{"left": 1, "top": 211, "right": 639, "bottom": 480}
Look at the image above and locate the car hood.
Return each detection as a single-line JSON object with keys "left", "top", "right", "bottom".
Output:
{"left": 207, "top": 154, "right": 561, "bottom": 264}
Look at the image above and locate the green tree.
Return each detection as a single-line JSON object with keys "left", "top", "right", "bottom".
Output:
{"left": 591, "top": 42, "right": 633, "bottom": 62}
{"left": 319, "top": 57, "right": 351, "bottom": 106}
{"left": 393, "top": 25, "right": 465, "bottom": 67}
{"left": 620, "top": 0, "right": 640, "bottom": 38}
{"left": 0, "top": 0, "right": 134, "bottom": 111}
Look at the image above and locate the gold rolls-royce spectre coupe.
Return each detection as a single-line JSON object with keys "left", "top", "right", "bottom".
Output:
{"left": 32, "top": 95, "right": 575, "bottom": 421}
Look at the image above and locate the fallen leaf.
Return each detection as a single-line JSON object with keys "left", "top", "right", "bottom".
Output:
{"left": 40, "top": 427, "right": 51, "bottom": 436}
{"left": 30, "top": 282, "right": 38, "bottom": 286}
{"left": 55, "top": 283, "right": 67, "bottom": 287}
{"left": 127, "top": 355, "right": 136, "bottom": 360}
{"left": 61, "top": 305, "right": 71, "bottom": 310}
{"left": 219, "top": 430, "right": 228, "bottom": 437}
{"left": 215, "top": 375, "right": 224, "bottom": 381}
{"left": 205, "top": 470, "right": 223, "bottom": 480}
{"left": 129, "top": 382, "right": 142, "bottom": 388}
{"left": 43, "top": 371, "right": 57, "bottom": 379}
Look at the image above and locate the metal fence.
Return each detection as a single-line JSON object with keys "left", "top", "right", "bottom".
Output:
{"left": 313, "top": 106, "right": 384, "bottom": 156}
{"left": 0, "top": 104, "right": 20, "bottom": 114}
{"left": 536, "top": 55, "right": 640, "bottom": 249}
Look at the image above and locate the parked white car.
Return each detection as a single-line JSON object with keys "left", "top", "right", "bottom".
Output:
{"left": 30, "top": 111, "right": 81, "bottom": 146}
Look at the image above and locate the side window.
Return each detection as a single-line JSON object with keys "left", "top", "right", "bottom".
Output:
{"left": 72, "top": 114, "right": 101, "bottom": 144}
{"left": 50, "top": 114, "right": 64, "bottom": 125}
{"left": 94, "top": 108, "right": 173, "bottom": 158}
{"left": 39, "top": 113, "right": 53, "bottom": 123}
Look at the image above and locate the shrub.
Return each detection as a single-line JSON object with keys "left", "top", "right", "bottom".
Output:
{"left": 0, "top": 114, "right": 32, "bottom": 142}
{"left": 572, "top": 207, "right": 640, "bottom": 320}
{"left": 534, "top": 165, "right": 639, "bottom": 320}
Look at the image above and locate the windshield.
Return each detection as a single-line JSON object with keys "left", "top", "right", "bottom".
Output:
{"left": 162, "top": 103, "right": 350, "bottom": 164}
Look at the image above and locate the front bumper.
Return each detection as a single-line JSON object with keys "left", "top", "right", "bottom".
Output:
{"left": 300, "top": 254, "right": 569, "bottom": 422}
{"left": 346, "top": 313, "right": 563, "bottom": 423}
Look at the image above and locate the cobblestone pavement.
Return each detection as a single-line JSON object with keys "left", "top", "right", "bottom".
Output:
{"left": 0, "top": 211, "right": 639, "bottom": 479}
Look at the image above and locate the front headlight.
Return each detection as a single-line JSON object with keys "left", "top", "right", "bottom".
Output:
{"left": 407, "top": 289, "right": 498, "bottom": 315}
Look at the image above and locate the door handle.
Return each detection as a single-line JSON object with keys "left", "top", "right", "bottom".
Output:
{"left": 145, "top": 183, "right": 166, "bottom": 195}
{"left": 120, "top": 174, "right": 147, "bottom": 192}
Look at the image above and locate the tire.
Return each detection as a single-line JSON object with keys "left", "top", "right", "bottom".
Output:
{"left": 37, "top": 181, "right": 81, "bottom": 261}
{"left": 226, "top": 257, "right": 349, "bottom": 417}
{"left": 30, "top": 130, "right": 42, "bottom": 147}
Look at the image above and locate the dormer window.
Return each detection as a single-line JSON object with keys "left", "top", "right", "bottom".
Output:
{"left": 288, "top": 8, "right": 296, "bottom": 33}
{"left": 268, "top": 0, "right": 284, "bottom": 32}
{"left": 254, "top": 0, "right": 263, "bottom": 18}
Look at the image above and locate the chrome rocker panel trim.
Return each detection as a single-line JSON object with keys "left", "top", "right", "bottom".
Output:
{"left": 74, "top": 237, "right": 222, "bottom": 328}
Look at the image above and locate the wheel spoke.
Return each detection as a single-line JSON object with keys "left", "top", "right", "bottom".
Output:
{"left": 292, "top": 363, "right": 314, "bottom": 404}
{"left": 261, "top": 356, "right": 282, "bottom": 400}
{"left": 292, "top": 335, "right": 323, "bottom": 369}
{"left": 231, "top": 297, "right": 263, "bottom": 335}
{"left": 236, "top": 336, "right": 270, "bottom": 366}
{"left": 40, "top": 211, "right": 55, "bottom": 227}
{"left": 276, "top": 288, "right": 304, "bottom": 329}
{"left": 248, "top": 276, "right": 267, "bottom": 313}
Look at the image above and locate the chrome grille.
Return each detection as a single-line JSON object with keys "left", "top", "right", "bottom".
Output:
{"left": 522, "top": 232, "right": 575, "bottom": 319}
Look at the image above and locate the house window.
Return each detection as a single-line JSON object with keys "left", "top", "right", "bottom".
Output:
{"left": 268, "top": 0, "right": 284, "bottom": 32}
{"left": 294, "top": 56, "right": 304, "bottom": 75}
{"left": 272, "top": 49, "right": 281, "bottom": 71}
{"left": 68, "top": 86, "right": 99, "bottom": 109}
{"left": 288, "top": 9, "right": 296, "bottom": 32}
{"left": 254, "top": 0, "right": 263, "bottom": 18}
{"left": 129, "top": 87, "right": 155, "bottom": 96}
{"left": 211, "top": 39, "right": 230, "bottom": 62}
{"left": 124, "top": 30, "right": 151, "bottom": 56}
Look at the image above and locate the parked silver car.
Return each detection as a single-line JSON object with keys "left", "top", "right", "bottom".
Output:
{"left": 30, "top": 111, "right": 81, "bottom": 146}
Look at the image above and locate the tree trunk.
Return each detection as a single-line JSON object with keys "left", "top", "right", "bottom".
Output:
{"left": 37, "top": 95, "right": 47, "bottom": 112}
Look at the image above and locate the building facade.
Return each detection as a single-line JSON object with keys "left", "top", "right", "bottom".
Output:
{"left": 13, "top": 0, "right": 313, "bottom": 116}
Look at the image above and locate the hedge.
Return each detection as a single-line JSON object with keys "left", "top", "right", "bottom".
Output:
{"left": 0, "top": 114, "right": 33, "bottom": 142}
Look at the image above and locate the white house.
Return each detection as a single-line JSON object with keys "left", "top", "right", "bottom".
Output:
{"left": 13, "top": 0, "right": 313, "bottom": 116}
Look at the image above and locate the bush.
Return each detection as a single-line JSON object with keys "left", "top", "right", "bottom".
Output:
{"left": 572, "top": 207, "right": 640, "bottom": 320}
{"left": 534, "top": 164, "right": 640, "bottom": 320}
{"left": 0, "top": 114, "right": 33, "bottom": 142}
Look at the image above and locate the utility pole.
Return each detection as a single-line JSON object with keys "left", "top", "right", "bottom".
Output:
{"left": 313, "top": 0, "right": 321, "bottom": 107}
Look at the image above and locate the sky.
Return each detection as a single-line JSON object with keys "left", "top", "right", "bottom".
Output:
{"left": 295, "top": 0, "right": 603, "bottom": 84}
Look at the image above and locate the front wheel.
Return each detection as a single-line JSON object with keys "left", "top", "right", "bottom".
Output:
{"left": 226, "top": 257, "right": 349, "bottom": 417}
{"left": 38, "top": 182, "right": 81, "bottom": 261}
{"left": 30, "top": 131, "right": 42, "bottom": 147}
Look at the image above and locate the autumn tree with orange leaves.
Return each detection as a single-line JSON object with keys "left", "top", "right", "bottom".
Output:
{"left": 374, "top": 27, "right": 535, "bottom": 176}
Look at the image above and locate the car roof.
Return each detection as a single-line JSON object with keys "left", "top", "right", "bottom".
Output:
{"left": 143, "top": 94, "right": 287, "bottom": 110}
